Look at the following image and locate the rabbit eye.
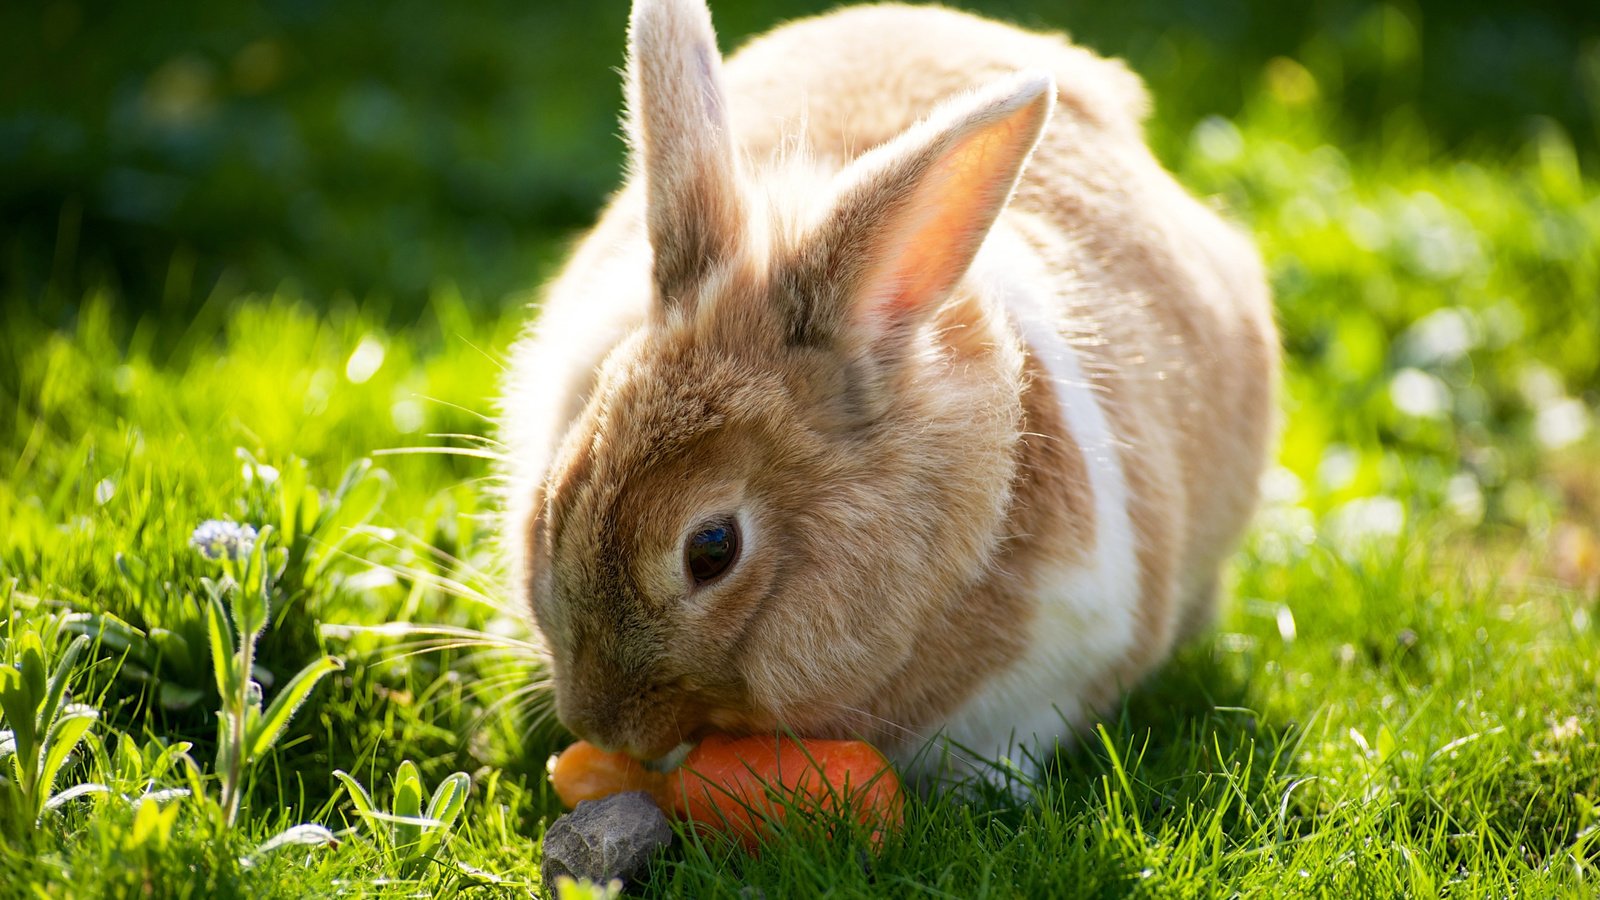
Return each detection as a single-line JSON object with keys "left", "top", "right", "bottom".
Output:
{"left": 685, "top": 519, "right": 739, "bottom": 585}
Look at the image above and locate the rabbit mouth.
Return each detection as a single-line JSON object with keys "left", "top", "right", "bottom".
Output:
{"left": 630, "top": 709, "right": 779, "bottom": 770}
{"left": 639, "top": 742, "right": 694, "bottom": 773}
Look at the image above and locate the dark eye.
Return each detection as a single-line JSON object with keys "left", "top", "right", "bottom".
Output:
{"left": 685, "top": 519, "right": 740, "bottom": 585}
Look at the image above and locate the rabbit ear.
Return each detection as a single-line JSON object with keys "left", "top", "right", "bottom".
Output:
{"left": 787, "top": 72, "right": 1054, "bottom": 351}
{"left": 626, "top": 0, "right": 744, "bottom": 305}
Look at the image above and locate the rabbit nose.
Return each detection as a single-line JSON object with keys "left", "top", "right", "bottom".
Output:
{"left": 557, "top": 697, "right": 623, "bottom": 751}
{"left": 554, "top": 683, "right": 617, "bottom": 746}
{"left": 564, "top": 705, "right": 691, "bottom": 763}
{"left": 556, "top": 687, "right": 671, "bottom": 758}
{"left": 574, "top": 721, "right": 685, "bottom": 764}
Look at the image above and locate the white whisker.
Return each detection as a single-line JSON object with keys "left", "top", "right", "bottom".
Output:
{"left": 410, "top": 393, "right": 496, "bottom": 424}
{"left": 455, "top": 333, "right": 507, "bottom": 373}
{"left": 321, "top": 622, "right": 543, "bottom": 655}
{"left": 373, "top": 446, "right": 502, "bottom": 461}
{"left": 813, "top": 699, "right": 982, "bottom": 770}
{"left": 425, "top": 432, "right": 506, "bottom": 449}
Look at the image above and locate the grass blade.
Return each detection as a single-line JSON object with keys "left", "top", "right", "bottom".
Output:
{"left": 38, "top": 709, "right": 97, "bottom": 809}
{"left": 0, "top": 667, "right": 36, "bottom": 767}
{"left": 425, "top": 772, "right": 470, "bottom": 832}
{"left": 332, "top": 769, "right": 377, "bottom": 819}
{"left": 204, "top": 591, "right": 236, "bottom": 701}
{"left": 41, "top": 635, "right": 91, "bottom": 733}
{"left": 247, "top": 656, "right": 343, "bottom": 757}
{"left": 44, "top": 782, "right": 109, "bottom": 810}
{"left": 18, "top": 631, "right": 48, "bottom": 713}
{"left": 393, "top": 759, "right": 424, "bottom": 851}
{"left": 247, "top": 823, "right": 338, "bottom": 862}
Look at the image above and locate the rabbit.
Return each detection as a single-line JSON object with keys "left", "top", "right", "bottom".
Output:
{"left": 499, "top": 0, "right": 1278, "bottom": 784}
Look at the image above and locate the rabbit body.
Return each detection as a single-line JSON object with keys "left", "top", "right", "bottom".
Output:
{"left": 502, "top": 1, "right": 1277, "bottom": 779}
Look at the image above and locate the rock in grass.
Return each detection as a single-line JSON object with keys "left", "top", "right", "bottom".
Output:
{"left": 540, "top": 791, "right": 672, "bottom": 893}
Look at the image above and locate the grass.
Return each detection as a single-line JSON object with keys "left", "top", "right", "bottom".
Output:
{"left": 4, "top": 31, "right": 1599, "bottom": 900}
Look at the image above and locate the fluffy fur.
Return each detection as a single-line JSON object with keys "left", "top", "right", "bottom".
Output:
{"left": 499, "top": 0, "right": 1278, "bottom": 778}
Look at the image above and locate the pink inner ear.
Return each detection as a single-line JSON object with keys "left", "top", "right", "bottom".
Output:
{"left": 862, "top": 103, "right": 1044, "bottom": 327}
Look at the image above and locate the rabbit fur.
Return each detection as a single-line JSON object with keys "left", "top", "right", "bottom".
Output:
{"left": 500, "top": 0, "right": 1278, "bottom": 782}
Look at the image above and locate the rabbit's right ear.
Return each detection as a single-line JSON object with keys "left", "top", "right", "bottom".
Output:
{"left": 783, "top": 72, "right": 1054, "bottom": 359}
{"left": 626, "top": 0, "right": 744, "bottom": 308}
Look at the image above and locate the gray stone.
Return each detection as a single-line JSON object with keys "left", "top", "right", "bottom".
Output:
{"left": 540, "top": 791, "right": 673, "bottom": 895}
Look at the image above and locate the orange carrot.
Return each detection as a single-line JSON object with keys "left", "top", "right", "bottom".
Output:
{"left": 666, "top": 734, "right": 903, "bottom": 850}
{"left": 549, "top": 734, "right": 905, "bottom": 851}
{"left": 548, "top": 739, "right": 671, "bottom": 809}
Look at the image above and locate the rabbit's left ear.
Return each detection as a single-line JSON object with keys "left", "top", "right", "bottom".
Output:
{"left": 786, "top": 72, "right": 1055, "bottom": 351}
{"left": 626, "top": 0, "right": 744, "bottom": 307}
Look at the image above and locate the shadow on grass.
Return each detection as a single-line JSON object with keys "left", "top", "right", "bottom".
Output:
{"left": 768, "top": 646, "right": 1309, "bottom": 895}
{"left": 943, "top": 638, "right": 1308, "bottom": 854}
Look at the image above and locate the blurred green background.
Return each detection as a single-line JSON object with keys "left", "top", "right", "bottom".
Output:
{"left": 3, "top": 0, "right": 1599, "bottom": 548}
{"left": 3, "top": 0, "right": 1597, "bottom": 317}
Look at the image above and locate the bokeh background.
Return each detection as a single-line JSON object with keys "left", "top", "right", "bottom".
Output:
{"left": 8, "top": 0, "right": 1597, "bottom": 535}
{"left": 4, "top": 0, "right": 1597, "bottom": 314}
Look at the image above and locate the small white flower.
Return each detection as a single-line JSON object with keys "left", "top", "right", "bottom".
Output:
{"left": 190, "top": 520, "right": 258, "bottom": 561}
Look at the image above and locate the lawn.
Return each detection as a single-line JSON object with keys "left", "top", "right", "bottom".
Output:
{"left": 3, "top": 1, "right": 1599, "bottom": 897}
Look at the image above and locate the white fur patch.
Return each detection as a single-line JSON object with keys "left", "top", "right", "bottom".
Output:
{"left": 930, "top": 225, "right": 1140, "bottom": 783}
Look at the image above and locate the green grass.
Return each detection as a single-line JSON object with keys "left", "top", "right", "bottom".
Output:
{"left": 4, "top": 41, "right": 1599, "bottom": 900}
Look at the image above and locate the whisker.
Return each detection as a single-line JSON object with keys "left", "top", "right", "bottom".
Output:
{"left": 518, "top": 705, "right": 565, "bottom": 747}
{"left": 373, "top": 446, "right": 502, "bottom": 461}
{"left": 411, "top": 393, "right": 496, "bottom": 424}
{"left": 321, "top": 622, "right": 543, "bottom": 655}
{"left": 351, "top": 643, "right": 521, "bottom": 670}
{"left": 342, "top": 531, "right": 500, "bottom": 585}
{"left": 510, "top": 692, "right": 558, "bottom": 724}
{"left": 355, "top": 528, "right": 501, "bottom": 586}
{"left": 329, "top": 533, "right": 510, "bottom": 612}
{"left": 370, "top": 563, "right": 510, "bottom": 613}
{"left": 812, "top": 699, "right": 982, "bottom": 770}
{"left": 455, "top": 333, "right": 507, "bottom": 373}
{"left": 300, "top": 530, "right": 503, "bottom": 604}
{"left": 466, "top": 671, "right": 546, "bottom": 698}
{"left": 475, "top": 682, "right": 554, "bottom": 731}
{"left": 425, "top": 431, "right": 506, "bottom": 449}
{"left": 349, "top": 638, "right": 517, "bottom": 660}
{"left": 462, "top": 680, "right": 561, "bottom": 742}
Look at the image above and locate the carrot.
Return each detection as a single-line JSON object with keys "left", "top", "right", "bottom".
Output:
{"left": 549, "top": 734, "right": 905, "bottom": 851}
{"left": 667, "top": 734, "right": 904, "bottom": 850}
{"left": 547, "top": 739, "right": 671, "bottom": 809}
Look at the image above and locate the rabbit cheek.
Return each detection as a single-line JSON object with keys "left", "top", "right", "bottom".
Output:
{"left": 522, "top": 513, "right": 565, "bottom": 644}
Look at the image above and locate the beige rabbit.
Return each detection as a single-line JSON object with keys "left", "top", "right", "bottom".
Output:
{"left": 500, "top": 0, "right": 1277, "bottom": 782}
